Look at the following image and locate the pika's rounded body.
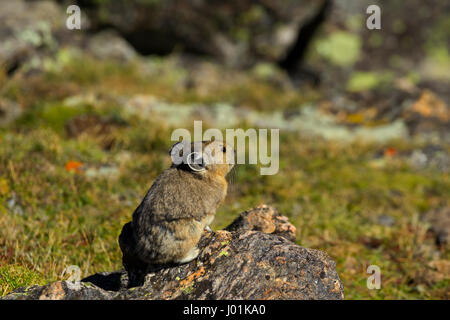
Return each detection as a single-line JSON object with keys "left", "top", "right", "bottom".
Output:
{"left": 119, "top": 140, "right": 234, "bottom": 286}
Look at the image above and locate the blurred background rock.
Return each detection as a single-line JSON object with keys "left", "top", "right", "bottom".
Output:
{"left": 1, "top": 0, "right": 448, "bottom": 140}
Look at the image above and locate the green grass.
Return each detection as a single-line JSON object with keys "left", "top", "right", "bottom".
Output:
{"left": 0, "top": 52, "right": 448, "bottom": 299}
{"left": 0, "top": 265, "right": 46, "bottom": 296}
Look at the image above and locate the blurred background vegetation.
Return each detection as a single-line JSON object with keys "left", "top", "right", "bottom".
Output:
{"left": 0, "top": 0, "right": 449, "bottom": 299}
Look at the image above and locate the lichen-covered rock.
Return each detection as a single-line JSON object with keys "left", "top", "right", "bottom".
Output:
{"left": 2, "top": 206, "right": 344, "bottom": 300}
{"left": 0, "top": 0, "right": 135, "bottom": 75}
{"left": 0, "top": 99, "right": 23, "bottom": 127}
{"left": 308, "top": 0, "right": 450, "bottom": 142}
{"left": 226, "top": 204, "right": 297, "bottom": 242}
{"left": 86, "top": 30, "right": 137, "bottom": 62}
{"left": 78, "top": 0, "right": 327, "bottom": 67}
{"left": 422, "top": 206, "right": 450, "bottom": 247}
{"left": 0, "top": 0, "right": 65, "bottom": 74}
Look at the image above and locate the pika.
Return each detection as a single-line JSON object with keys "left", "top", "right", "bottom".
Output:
{"left": 119, "top": 140, "right": 234, "bottom": 286}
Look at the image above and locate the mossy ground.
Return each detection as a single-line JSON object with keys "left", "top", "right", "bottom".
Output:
{"left": 0, "top": 53, "right": 448, "bottom": 299}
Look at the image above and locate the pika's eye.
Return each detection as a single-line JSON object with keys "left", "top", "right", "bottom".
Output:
{"left": 222, "top": 146, "right": 226, "bottom": 153}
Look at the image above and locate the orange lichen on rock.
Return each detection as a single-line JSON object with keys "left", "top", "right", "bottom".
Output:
{"left": 179, "top": 266, "right": 206, "bottom": 288}
{"left": 409, "top": 90, "right": 449, "bottom": 121}
{"left": 38, "top": 282, "right": 65, "bottom": 300}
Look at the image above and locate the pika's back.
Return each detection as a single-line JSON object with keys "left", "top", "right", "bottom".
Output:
{"left": 133, "top": 139, "right": 234, "bottom": 227}
{"left": 133, "top": 167, "right": 227, "bottom": 224}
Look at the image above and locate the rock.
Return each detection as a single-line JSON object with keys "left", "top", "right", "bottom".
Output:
{"left": 413, "top": 259, "right": 450, "bottom": 287}
{"left": 408, "top": 145, "right": 449, "bottom": 173}
{"left": 309, "top": 0, "right": 450, "bottom": 142}
{"left": 403, "top": 90, "right": 450, "bottom": 142}
{"left": 0, "top": 0, "right": 64, "bottom": 74}
{"left": 86, "top": 30, "right": 137, "bottom": 62}
{"left": 0, "top": 99, "right": 23, "bottom": 127}
{"left": 84, "top": 166, "right": 120, "bottom": 180}
{"left": 225, "top": 204, "right": 297, "bottom": 242}
{"left": 2, "top": 205, "right": 344, "bottom": 300}
{"left": 121, "top": 94, "right": 410, "bottom": 143}
{"left": 377, "top": 214, "right": 396, "bottom": 227}
{"left": 79, "top": 0, "right": 327, "bottom": 67}
{"left": 0, "top": 0, "right": 135, "bottom": 76}
{"left": 312, "top": 0, "right": 450, "bottom": 83}
{"left": 422, "top": 206, "right": 450, "bottom": 247}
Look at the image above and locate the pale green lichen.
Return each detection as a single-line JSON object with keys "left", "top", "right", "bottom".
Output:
{"left": 181, "top": 285, "right": 194, "bottom": 294}
{"left": 219, "top": 250, "right": 229, "bottom": 257}
{"left": 346, "top": 71, "right": 393, "bottom": 92}
{"left": 315, "top": 31, "right": 361, "bottom": 67}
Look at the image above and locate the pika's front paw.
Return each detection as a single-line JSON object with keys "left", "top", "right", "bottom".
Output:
{"left": 204, "top": 225, "right": 213, "bottom": 233}
{"left": 177, "top": 247, "right": 200, "bottom": 264}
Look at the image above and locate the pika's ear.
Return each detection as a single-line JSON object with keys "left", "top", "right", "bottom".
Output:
{"left": 169, "top": 141, "right": 183, "bottom": 156}
{"left": 169, "top": 140, "right": 190, "bottom": 165}
{"left": 169, "top": 141, "right": 189, "bottom": 165}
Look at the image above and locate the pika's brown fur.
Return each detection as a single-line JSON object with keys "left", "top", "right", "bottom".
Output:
{"left": 119, "top": 140, "right": 234, "bottom": 286}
